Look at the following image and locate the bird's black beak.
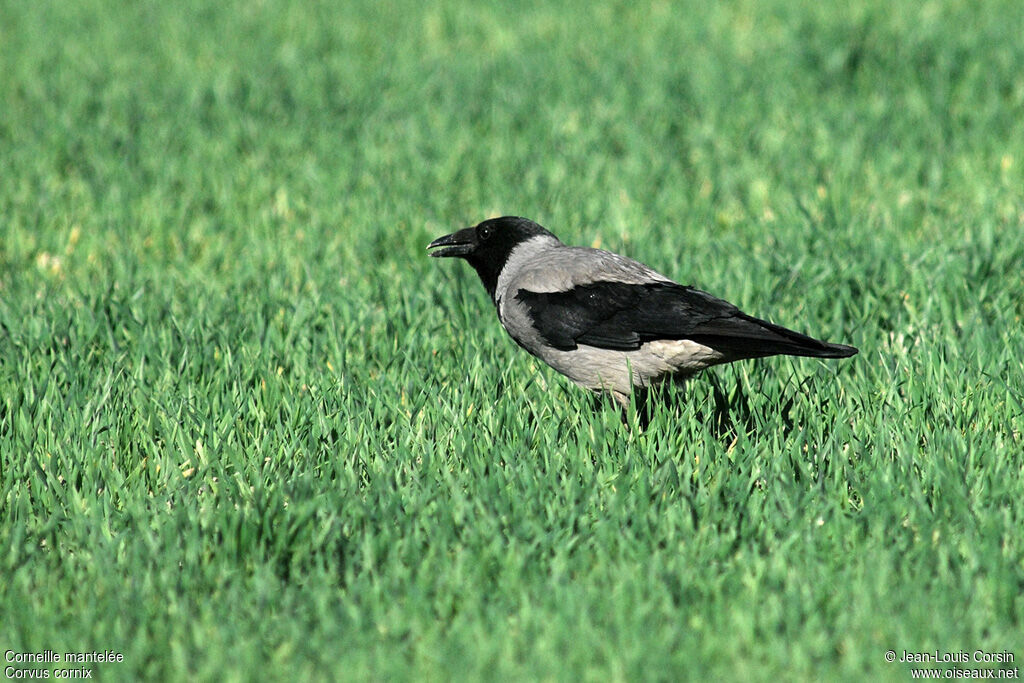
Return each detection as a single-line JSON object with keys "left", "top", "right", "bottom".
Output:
{"left": 427, "top": 227, "right": 477, "bottom": 258}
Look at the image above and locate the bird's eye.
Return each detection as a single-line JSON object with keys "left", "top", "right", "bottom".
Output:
{"left": 479, "top": 225, "right": 493, "bottom": 240}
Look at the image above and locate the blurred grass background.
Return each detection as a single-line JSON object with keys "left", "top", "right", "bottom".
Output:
{"left": 2, "top": 0, "right": 1023, "bottom": 679}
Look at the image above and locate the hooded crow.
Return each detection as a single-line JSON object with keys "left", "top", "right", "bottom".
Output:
{"left": 428, "top": 216, "right": 857, "bottom": 408}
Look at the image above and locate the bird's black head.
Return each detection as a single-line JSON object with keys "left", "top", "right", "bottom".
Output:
{"left": 428, "top": 216, "right": 558, "bottom": 298}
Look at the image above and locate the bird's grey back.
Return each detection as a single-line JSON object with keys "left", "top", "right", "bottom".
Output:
{"left": 496, "top": 237, "right": 672, "bottom": 303}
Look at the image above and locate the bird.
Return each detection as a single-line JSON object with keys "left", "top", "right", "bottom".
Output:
{"left": 428, "top": 216, "right": 857, "bottom": 409}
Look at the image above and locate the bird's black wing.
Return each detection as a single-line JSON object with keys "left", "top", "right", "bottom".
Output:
{"left": 514, "top": 281, "right": 857, "bottom": 359}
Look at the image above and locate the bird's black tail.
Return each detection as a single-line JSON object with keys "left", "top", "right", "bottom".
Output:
{"left": 692, "top": 312, "right": 858, "bottom": 360}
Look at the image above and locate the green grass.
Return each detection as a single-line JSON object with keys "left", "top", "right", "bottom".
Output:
{"left": 2, "top": 0, "right": 1024, "bottom": 679}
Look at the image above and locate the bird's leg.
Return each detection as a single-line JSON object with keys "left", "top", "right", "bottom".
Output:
{"left": 611, "top": 388, "right": 653, "bottom": 430}
{"left": 612, "top": 390, "right": 631, "bottom": 411}
{"left": 607, "top": 390, "right": 636, "bottom": 428}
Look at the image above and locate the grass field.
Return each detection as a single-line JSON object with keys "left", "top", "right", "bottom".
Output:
{"left": 2, "top": 0, "right": 1024, "bottom": 679}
